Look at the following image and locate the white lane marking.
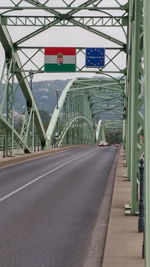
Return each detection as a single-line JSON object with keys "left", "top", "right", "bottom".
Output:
{"left": 0, "top": 149, "right": 96, "bottom": 203}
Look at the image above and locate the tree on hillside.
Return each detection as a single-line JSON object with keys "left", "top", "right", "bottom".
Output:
{"left": 39, "top": 109, "right": 51, "bottom": 131}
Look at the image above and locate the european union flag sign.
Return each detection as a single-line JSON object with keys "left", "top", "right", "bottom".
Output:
{"left": 85, "top": 48, "right": 105, "bottom": 68}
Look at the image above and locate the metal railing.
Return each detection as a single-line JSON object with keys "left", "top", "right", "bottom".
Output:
{"left": 0, "top": 135, "right": 42, "bottom": 157}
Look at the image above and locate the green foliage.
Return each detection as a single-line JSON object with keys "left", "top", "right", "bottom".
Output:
{"left": 14, "top": 79, "right": 70, "bottom": 114}
{"left": 15, "top": 119, "right": 22, "bottom": 134}
{"left": 0, "top": 123, "right": 6, "bottom": 135}
{"left": 106, "top": 130, "right": 123, "bottom": 144}
{"left": 39, "top": 109, "right": 51, "bottom": 130}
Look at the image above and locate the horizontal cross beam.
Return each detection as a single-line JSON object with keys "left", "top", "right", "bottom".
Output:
{"left": 0, "top": 15, "right": 128, "bottom": 27}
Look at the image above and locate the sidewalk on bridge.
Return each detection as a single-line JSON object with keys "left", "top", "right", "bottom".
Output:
{"left": 102, "top": 148, "right": 144, "bottom": 267}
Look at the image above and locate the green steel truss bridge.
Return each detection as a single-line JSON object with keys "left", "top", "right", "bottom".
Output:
{"left": 0, "top": 0, "right": 150, "bottom": 265}
{"left": 46, "top": 77, "right": 124, "bottom": 147}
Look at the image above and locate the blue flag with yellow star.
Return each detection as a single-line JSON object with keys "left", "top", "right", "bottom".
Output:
{"left": 85, "top": 48, "right": 105, "bottom": 68}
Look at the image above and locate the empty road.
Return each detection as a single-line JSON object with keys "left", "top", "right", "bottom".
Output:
{"left": 0, "top": 146, "right": 118, "bottom": 267}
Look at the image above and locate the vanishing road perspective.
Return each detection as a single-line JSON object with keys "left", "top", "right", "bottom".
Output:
{"left": 0, "top": 0, "right": 148, "bottom": 266}
{"left": 0, "top": 146, "right": 118, "bottom": 267}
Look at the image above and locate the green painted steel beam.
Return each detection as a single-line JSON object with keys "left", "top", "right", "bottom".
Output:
{"left": 96, "top": 120, "right": 102, "bottom": 142}
{"left": 14, "top": 18, "right": 61, "bottom": 46}
{"left": 0, "top": 6, "right": 127, "bottom": 11}
{"left": 126, "top": 0, "right": 133, "bottom": 175}
{"left": 46, "top": 79, "right": 75, "bottom": 144}
{"left": 0, "top": 1, "right": 127, "bottom": 153}
{"left": 10, "top": 46, "right": 126, "bottom": 75}
{"left": 46, "top": 76, "right": 124, "bottom": 147}
{"left": 24, "top": 0, "right": 62, "bottom": 16}
{"left": 0, "top": 115, "right": 31, "bottom": 153}
{"left": 69, "top": 18, "right": 125, "bottom": 47}
{"left": 57, "top": 116, "right": 93, "bottom": 147}
{"left": 129, "top": 0, "right": 143, "bottom": 214}
{"left": 1, "top": 0, "right": 126, "bottom": 49}
{"left": 14, "top": 0, "right": 104, "bottom": 46}
{"left": 14, "top": 70, "right": 126, "bottom": 74}
{"left": 0, "top": 25, "right": 46, "bottom": 147}
{"left": 1, "top": 15, "right": 127, "bottom": 27}
{"left": 18, "top": 46, "right": 124, "bottom": 50}
{"left": 144, "top": 0, "right": 150, "bottom": 265}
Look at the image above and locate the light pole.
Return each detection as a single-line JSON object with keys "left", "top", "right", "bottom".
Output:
{"left": 56, "top": 90, "right": 60, "bottom": 109}
{"left": 29, "top": 70, "right": 34, "bottom": 92}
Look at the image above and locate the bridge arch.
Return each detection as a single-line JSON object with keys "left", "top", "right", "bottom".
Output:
{"left": 57, "top": 116, "right": 93, "bottom": 147}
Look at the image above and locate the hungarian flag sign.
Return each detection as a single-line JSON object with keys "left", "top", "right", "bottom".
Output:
{"left": 44, "top": 47, "right": 76, "bottom": 72}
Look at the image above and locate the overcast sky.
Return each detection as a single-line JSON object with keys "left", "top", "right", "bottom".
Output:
{"left": 0, "top": 0, "right": 127, "bottom": 81}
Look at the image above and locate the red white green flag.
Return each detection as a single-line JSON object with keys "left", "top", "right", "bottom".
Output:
{"left": 44, "top": 47, "right": 76, "bottom": 72}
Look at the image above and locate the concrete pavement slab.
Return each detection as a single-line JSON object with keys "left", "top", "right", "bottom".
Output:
{"left": 102, "top": 149, "right": 144, "bottom": 267}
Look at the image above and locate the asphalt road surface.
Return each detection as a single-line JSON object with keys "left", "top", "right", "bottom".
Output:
{"left": 0, "top": 146, "right": 118, "bottom": 267}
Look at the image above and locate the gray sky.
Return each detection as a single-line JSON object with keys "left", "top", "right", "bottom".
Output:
{"left": 0, "top": 0, "right": 127, "bottom": 81}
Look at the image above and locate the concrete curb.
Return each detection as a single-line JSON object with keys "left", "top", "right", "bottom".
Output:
{"left": 0, "top": 145, "right": 86, "bottom": 168}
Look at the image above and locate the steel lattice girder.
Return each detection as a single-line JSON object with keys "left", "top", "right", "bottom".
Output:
{"left": 46, "top": 77, "right": 124, "bottom": 146}
{"left": 46, "top": 78, "right": 95, "bottom": 146}
{"left": 0, "top": 25, "right": 46, "bottom": 147}
{"left": 144, "top": 0, "right": 150, "bottom": 266}
{"left": 0, "top": 0, "right": 127, "bottom": 153}
{"left": 0, "top": 115, "right": 31, "bottom": 152}
{"left": 0, "top": 0, "right": 127, "bottom": 48}
{"left": 1, "top": 15, "right": 128, "bottom": 27}
{"left": 15, "top": 47, "right": 126, "bottom": 74}
{"left": 125, "top": 0, "right": 144, "bottom": 215}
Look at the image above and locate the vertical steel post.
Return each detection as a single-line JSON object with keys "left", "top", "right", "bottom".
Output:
{"left": 144, "top": 0, "right": 150, "bottom": 265}
{"left": 130, "top": 0, "right": 142, "bottom": 214}
{"left": 127, "top": 0, "right": 133, "bottom": 180}
{"left": 122, "top": 117, "right": 125, "bottom": 149}
{"left": 32, "top": 111, "right": 35, "bottom": 152}
{"left": 101, "top": 126, "right": 106, "bottom": 143}
{"left": 11, "top": 71, "right": 14, "bottom": 156}
{"left": 6, "top": 65, "right": 15, "bottom": 157}
{"left": 3, "top": 135, "right": 6, "bottom": 158}
{"left": 29, "top": 70, "right": 35, "bottom": 152}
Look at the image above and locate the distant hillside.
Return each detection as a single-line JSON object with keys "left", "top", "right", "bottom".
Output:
{"left": 14, "top": 79, "right": 70, "bottom": 115}
{"left": 1, "top": 78, "right": 124, "bottom": 123}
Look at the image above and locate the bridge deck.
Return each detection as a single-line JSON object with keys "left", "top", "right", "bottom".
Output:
{"left": 0, "top": 147, "right": 144, "bottom": 266}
